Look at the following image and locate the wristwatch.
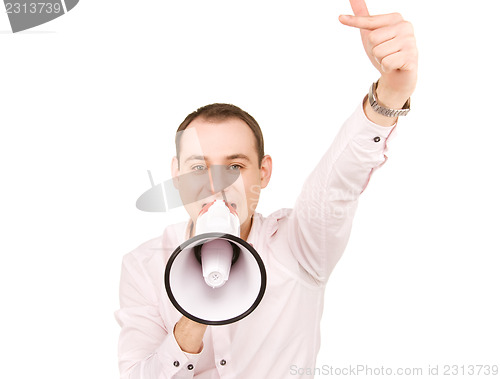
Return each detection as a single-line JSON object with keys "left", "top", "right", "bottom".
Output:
{"left": 368, "top": 80, "right": 411, "bottom": 117}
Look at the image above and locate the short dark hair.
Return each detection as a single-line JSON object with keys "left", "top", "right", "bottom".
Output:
{"left": 175, "top": 103, "right": 265, "bottom": 167}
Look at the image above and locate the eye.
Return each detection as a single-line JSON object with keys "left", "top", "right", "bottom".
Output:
{"left": 228, "top": 164, "right": 242, "bottom": 171}
{"left": 192, "top": 164, "right": 207, "bottom": 171}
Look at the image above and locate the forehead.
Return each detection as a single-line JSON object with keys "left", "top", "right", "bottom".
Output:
{"left": 179, "top": 117, "right": 258, "bottom": 161}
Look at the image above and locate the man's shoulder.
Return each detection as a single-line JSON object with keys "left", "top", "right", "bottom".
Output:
{"left": 262, "top": 208, "right": 295, "bottom": 225}
{"left": 253, "top": 208, "right": 294, "bottom": 238}
{"left": 265, "top": 208, "right": 293, "bottom": 220}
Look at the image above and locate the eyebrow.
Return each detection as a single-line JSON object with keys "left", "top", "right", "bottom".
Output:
{"left": 184, "top": 154, "right": 251, "bottom": 164}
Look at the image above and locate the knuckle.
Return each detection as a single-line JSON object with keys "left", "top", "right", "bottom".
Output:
{"left": 366, "top": 17, "right": 376, "bottom": 27}
{"left": 367, "top": 31, "right": 378, "bottom": 45}
{"left": 391, "top": 12, "right": 404, "bottom": 21}
{"left": 409, "top": 54, "right": 419, "bottom": 68}
{"left": 380, "top": 55, "right": 390, "bottom": 65}
{"left": 404, "top": 61, "right": 417, "bottom": 71}
{"left": 404, "top": 35, "right": 418, "bottom": 52}
{"left": 402, "top": 20, "right": 415, "bottom": 34}
{"left": 372, "top": 43, "right": 382, "bottom": 57}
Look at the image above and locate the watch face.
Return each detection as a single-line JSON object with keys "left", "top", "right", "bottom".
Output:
{"left": 3, "top": 0, "right": 79, "bottom": 33}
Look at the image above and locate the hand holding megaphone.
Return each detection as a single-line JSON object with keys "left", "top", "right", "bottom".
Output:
{"left": 173, "top": 316, "right": 208, "bottom": 354}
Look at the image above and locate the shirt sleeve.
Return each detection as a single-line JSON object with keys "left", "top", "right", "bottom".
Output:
{"left": 115, "top": 252, "right": 203, "bottom": 379}
{"left": 286, "top": 99, "right": 398, "bottom": 283}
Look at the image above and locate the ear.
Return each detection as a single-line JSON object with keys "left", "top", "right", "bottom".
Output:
{"left": 259, "top": 155, "right": 273, "bottom": 189}
{"left": 171, "top": 156, "right": 180, "bottom": 189}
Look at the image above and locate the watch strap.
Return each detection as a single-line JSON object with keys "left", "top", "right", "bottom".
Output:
{"left": 368, "top": 80, "right": 411, "bottom": 117}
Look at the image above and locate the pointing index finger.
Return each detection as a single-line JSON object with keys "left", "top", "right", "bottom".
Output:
{"left": 339, "top": 13, "right": 403, "bottom": 30}
{"left": 349, "top": 0, "right": 370, "bottom": 16}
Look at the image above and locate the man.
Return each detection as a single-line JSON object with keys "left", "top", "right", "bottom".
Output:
{"left": 115, "top": 0, "right": 418, "bottom": 377}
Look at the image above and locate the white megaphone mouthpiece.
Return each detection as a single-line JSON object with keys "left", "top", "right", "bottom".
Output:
{"left": 196, "top": 200, "right": 240, "bottom": 288}
{"left": 200, "top": 239, "right": 233, "bottom": 288}
{"left": 165, "top": 199, "right": 266, "bottom": 325}
{"left": 196, "top": 199, "right": 240, "bottom": 236}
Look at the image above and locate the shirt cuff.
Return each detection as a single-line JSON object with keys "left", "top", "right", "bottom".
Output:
{"left": 156, "top": 329, "right": 204, "bottom": 376}
{"left": 352, "top": 98, "right": 398, "bottom": 151}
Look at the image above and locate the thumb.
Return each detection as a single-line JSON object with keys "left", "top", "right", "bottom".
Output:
{"left": 349, "top": 0, "right": 370, "bottom": 16}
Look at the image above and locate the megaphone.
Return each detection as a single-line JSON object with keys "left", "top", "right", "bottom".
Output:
{"left": 164, "top": 200, "right": 266, "bottom": 325}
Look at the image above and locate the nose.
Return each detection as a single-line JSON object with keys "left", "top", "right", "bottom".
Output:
{"left": 207, "top": 165, "right": 240, "bottom": 195}
{"left": 207, "top": 167, "right": 216, "bottom": 195}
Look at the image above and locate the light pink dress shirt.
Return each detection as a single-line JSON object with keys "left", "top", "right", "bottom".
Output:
{"left": 115, "top": 101, "right": 397, "bottom": 378}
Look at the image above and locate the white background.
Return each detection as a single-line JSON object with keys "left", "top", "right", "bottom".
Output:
{"left": 1, "top": 0, "right": 499, "bottom": 378}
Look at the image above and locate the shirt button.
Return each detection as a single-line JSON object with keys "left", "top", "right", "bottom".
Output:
{"left": 187, "top": 364, "right": 194, "bottom": 370}
{"left": 220, "top": 359, "right": 226, "bottom": 366}
{"left": 173, "top": 361, "right": 180, "bottom": 367}
{"left": 373, "top": 136, "right": 381, "bottom": 143}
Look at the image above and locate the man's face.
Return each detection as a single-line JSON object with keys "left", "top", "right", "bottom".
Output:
{"left": 171, "top": 117, "right": 272, "bottom": 233}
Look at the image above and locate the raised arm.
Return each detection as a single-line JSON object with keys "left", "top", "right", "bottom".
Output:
{"left": 285, "top": 1, "right": 418, "bottom": 283}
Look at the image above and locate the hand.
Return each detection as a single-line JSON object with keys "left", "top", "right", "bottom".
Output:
{"left": 173, "top": 316, "right": 207, "bottom": 354}
{"left": 339, "top": 0, "right": 418, "bottom": 108}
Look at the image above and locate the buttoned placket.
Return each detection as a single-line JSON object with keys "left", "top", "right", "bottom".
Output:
{"left": 211, "top": 325, "right": 232, "bottom": 377}
{"left": 210, "top": 220, "right": 259, "bottom": 376}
